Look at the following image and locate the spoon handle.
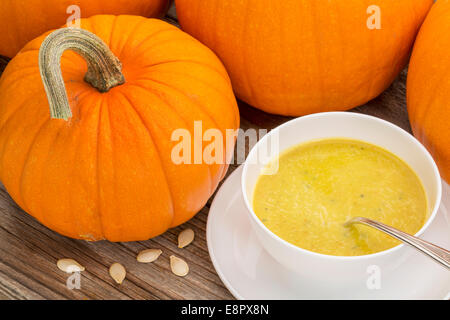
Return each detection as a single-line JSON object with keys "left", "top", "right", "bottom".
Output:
{"left": 350, "top": 217, "right": 450, "bottom": 269}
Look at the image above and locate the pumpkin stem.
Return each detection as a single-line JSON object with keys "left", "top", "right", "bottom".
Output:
{"left": 39, "top": 28, "right": 125, "bottom": 120}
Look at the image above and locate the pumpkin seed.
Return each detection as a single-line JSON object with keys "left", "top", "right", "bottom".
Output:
{"left": 178, "top": 228, "right": 195, "bottom": 248}
{"left": 57, "top": 258, "right": 85, "bottom": 273}
{"left": 170, "top": 255, "right": 189, "bottom": 277}
{"left": 137, "top": 249, "right": 162, "bottom": 263}
{"left": 109, "top": 263, "right": 126, "bottom": 284}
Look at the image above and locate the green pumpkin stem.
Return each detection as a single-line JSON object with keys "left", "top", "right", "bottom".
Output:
{"left": 39, "top": 28, "right": 125, "bottom": 120}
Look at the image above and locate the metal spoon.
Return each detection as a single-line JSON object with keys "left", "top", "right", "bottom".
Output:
{"left": 345, "top": 217, "right": 450, "bottom": 269}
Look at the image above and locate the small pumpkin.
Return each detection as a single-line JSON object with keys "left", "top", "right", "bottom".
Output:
{"left": 176, "top": 0, "right": 433, "bottom": 116}
{"left": 0, "top": 0, "right": 172, "bottom": 58}
{"left": 0, "top": 15, "right": 239, "bottom": 241}
{"left": 407, "top": 0, "right": 450, "bottom": 183}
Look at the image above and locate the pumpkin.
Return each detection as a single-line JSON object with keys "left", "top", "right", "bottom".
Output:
{"left": 407, "top": 0, "right": 450, "bottom": 183}
{"left": 0, "top": 0, "right": 172, "bottom": 58}
{"left": 176, "top": 0, "right": 433, "bottom": 116}
{"left": 0, "top": 15, "right": 239, "bottom": 241}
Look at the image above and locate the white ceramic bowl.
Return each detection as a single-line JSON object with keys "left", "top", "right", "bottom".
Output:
{"left": 241, "top": 112, "right": 442, "bottom": 288}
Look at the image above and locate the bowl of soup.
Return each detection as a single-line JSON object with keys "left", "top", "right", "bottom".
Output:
{"left": 241, "top": 112, "right": 442, "bottom": 287}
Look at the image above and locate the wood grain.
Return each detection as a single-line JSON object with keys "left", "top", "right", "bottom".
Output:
{"left": 0, "top": 4, "right": 413, "bottom": 300}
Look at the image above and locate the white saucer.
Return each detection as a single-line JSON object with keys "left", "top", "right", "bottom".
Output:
{"left": 207, "top": 166, "right": 450, "bottom": 300}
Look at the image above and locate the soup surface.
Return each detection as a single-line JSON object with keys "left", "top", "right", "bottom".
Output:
{"left": 253, "top": 139, "right": 428, "bottom": 256}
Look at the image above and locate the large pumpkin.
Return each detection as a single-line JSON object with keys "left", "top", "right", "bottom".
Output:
{"left": 0, "top": 0, "right": 172, "bottom": 58}
{"left": 0, "top": 15, "right": 239, "bottom": 241}
{"left": 176, "top": 0, "right": 433, "bottom": 116}
{"left": 407, "top": 0, "right": 450, "bottom": 183}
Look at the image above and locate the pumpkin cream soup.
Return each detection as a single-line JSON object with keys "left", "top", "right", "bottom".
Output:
{"left": 253, "top": 139, "right": 428, "bottom": 256}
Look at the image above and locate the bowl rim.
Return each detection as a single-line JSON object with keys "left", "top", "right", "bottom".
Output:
{"left": 241, "top": 111, "right": 443, "bottom": 261}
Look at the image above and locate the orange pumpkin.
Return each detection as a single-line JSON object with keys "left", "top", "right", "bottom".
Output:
{"left": 0, "top": 0, "right": 172, "bottom": 58}
{"left": 0, "top": 15, "right": 239, "bottom": 241}
{"left": 407, "top": 0, "right": 450, "bottom": 183}
{"left": 176, "top": 0, "right": 433, "bottom": 116}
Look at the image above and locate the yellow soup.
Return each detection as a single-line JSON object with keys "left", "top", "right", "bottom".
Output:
{"left": 253, "top": 139, "right": 428, "bottom": 256}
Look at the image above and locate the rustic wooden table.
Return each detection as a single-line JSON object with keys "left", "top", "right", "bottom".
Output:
{"left": 0, "top": 6, "right": 415, "bottom": 300}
